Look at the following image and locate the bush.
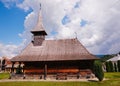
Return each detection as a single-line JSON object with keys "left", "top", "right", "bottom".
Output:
{"left": 16, "top": 65, "right": 22, "bottom": 74}
{"left": 117, "top": 60, "right": 120, "bottom": 72}
{"left": 94, "top": 60, "right": 104, "bottom": 81}
{"left": 109, "top": 61, "right": 114, "bottom": 72}
{"left": 2, "top": 59, "right": 5, "bottom": 70}
{"left": 114, "top": 63, "right": 117, "bottom": 72}
{"left": 105, "top": 62, "right": 110, "bottom": 72}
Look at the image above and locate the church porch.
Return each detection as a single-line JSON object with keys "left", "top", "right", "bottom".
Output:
{"left": 10, "top": 60, "right": 95, "bottom": 80}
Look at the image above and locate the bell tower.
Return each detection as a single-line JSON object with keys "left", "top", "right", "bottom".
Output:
{"left": 31, "top": 4, "right": 47, "bottom": 46}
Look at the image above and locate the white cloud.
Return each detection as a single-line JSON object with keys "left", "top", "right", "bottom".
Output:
{"left": 20, "top": 0, "right": 120, "bottom": 54}
{"left": 0, "top": 0, "right": 21, "bottom": 8}
{"left": 1, "top": 0, "right": 120, "bottom": 58}
{"left": 0, "top": 43, "right": 17, "bottom": 58}
{"left": 0, "top": 40, "right": 26, "bottom": 58}
{"left": 17, "top": 0, "right": 41, "bottom": 12}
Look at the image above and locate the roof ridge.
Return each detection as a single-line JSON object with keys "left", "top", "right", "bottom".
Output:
{"left": 45, "top": 38, "right": 78, "bottom": 41}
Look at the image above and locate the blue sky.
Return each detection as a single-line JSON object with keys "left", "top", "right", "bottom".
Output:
{"left": 0, "top": 1, "right": 87, "bottom": 45}
{"left": 0, "top": 2, "right": 27, "bottom": 45}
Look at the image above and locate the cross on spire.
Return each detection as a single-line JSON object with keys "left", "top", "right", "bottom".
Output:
{"left": 75, "top": 32, "right": 77, "bottom": 39}
{"left": 39, "top": 3, "right": 41, "bottom": 10}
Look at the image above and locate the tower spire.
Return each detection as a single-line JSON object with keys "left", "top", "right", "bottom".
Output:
{"left": 31, "top": 3, "right": 47, "bottom": 34}
{"left": 31, "top": 3, "right": 47, "bottom": 46}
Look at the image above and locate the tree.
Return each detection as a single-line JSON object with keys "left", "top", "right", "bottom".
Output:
{"left": 105, "top": 62, "right": 110, "bottom": 72}
{"left": 109, "top": 61, "right": 114, "bottom": 72}
{"left": 100, "top": 55, "right": 114, "bottom": 62}
{"left": 2, "top": 59, "right": 5, "bottom": 70}
{"left": 94, "top": 60, "right": 104, "bottom": 81}
{"left": 117, "top": 60, "right": 120, "bottom": 72}
{"left": 114, "top": 63, "right": 117, "bottom": 72}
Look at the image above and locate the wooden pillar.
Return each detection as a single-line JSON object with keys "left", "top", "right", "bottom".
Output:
{"left": 18, "top": 62, "right": 21, "bottom": 69}
{"left": 22, "top": 63, "right": 25, "bottom": 73}
{"left": 19, "top": 62, "right": 22, "bottom": 74}
{"left": 44, "top": 64, "right": 47, "bottom": 80}
{"left": 11, "top": 62, "right": 15, "bottom": 73}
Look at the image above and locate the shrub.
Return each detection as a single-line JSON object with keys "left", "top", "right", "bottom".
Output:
{"left": 94, "top": 60, "right": 104, "bottom": 81}
{"left": 114, "top": 63, "right": 117, "bottom": 72}
{"left": 105, "top": 62, "right": 110, "bottom": 72}
{"left": 109, "top": 61, "right": 114, "bottom": 72}
{"left": 2, "top": 59, "right": 5, "bottom": 70}
{"left": 117, "top": 60, "right": 120, "bottom": 72}
{"left": 16, "top": 65, "right": 22, "bottom": 74}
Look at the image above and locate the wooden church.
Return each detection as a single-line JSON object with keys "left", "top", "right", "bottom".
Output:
{"left": 11, "top": 7, "right": 98, "bottom": 80}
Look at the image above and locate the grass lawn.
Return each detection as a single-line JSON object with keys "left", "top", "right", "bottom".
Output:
{"left": 0, "top": 72, "right": 120, "bottom": 86}
{"left": 104, "top": 72, "right": 120, "bottom": 79}
{"left": 0, "top": 73, "right": 9, "bottom": 80}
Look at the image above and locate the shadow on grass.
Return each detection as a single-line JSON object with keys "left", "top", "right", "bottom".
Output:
{"left": 88, "top": 80, "right": 98, "bottom": 82}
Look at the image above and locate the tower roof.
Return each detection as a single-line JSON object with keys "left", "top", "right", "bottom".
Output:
{"left": 31, "top": 10, "right": 47, "bottom": 35}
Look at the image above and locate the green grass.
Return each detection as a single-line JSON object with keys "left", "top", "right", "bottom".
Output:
{"left": 0, "top": 72, "right": 120, "bottom": 86}
{"left": 104, "top": 72, "right": 120, "bottom": 79}
{"left": 0, "top": 80, "right": 120, "bottom": 86}
{"left": 0, "top": 73, "right": 9, "bottom": 80}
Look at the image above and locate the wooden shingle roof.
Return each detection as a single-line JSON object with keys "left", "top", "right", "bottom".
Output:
{"left": 31, "top": 11, "right": 47, "bottom": 35}
{"left": 11, "top": 38, "right": 98, "bottom": 62}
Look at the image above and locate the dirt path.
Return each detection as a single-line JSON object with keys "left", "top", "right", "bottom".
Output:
{"left": 0, "top": 78, "right": 98, "bottom": 82}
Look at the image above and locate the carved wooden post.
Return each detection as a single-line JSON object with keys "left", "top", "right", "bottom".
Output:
{"left": 44, "top": 64, "right": 47, "bottom": 80}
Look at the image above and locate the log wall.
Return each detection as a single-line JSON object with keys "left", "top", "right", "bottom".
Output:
{"left": 24, "top": 60, "right": 94, "bottom": 75}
